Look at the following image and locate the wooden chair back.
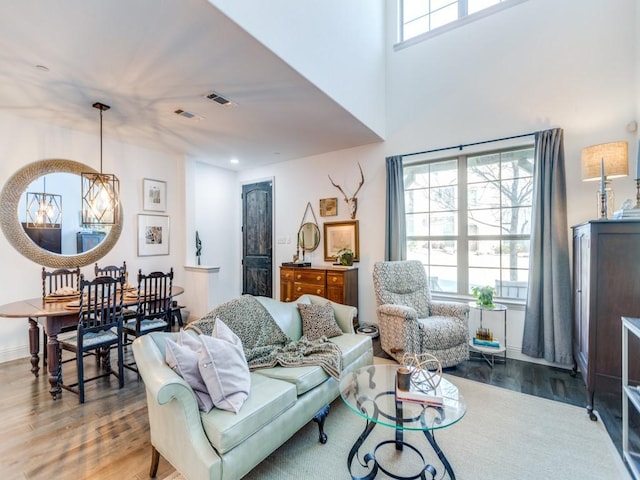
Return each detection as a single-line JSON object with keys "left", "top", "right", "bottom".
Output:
{"left": 136, "top": 267, "right": 173, "bottom": 322}
{"left": 78, "top": 274, "right": 124, "bottom": 334}
{"left": 41, "top": 266, "right": 81, "bottom": 297}
{"left": 95, "top": 261, "right": 127, "bottom": 281}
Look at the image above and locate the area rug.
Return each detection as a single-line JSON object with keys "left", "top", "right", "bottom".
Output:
{"left": 164, "top": 375, "right": 630, "bottom": 480}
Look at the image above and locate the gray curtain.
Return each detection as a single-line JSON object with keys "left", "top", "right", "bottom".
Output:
{"left": 522, "top": 128, "right": 573, "bottom": 364}
{"left": 385, "top": 155, "right": 406, "bottom": 261}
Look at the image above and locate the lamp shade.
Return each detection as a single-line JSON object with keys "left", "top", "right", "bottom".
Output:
{"left": 581, "top": 141, "right": 629, "bottom": 181}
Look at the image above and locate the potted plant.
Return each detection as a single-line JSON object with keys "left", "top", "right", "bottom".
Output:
{"left": 335, "top": 247, "right": 354, "bottom": 266}
{"left": 472, "top": 285, "right": 496, "bottom": 308}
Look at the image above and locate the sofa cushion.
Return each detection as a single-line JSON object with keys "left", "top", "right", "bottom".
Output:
{"left": 255, "top": 365, "right": 328, "bottom": 395}
{"left": 201, "top": 372, "right": 297, "bottom": 454}
{"left": 329, "top": 333, "right": 373, "bottom": 368}
{"left": 418, "top": 316, "right": 467, "bottom": 349}
{"left": 298, "top": 302, "right": 343, "bottom": 340}
{"left": 199, "top": 320, "right": 251, "bottom": 413}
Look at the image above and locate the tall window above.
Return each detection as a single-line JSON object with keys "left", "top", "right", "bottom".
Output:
{"left": 404, "top": 146, "right": 534, "bottom": 300}
{"left": 399, "top": 0, "right": 523, "bottom": 43}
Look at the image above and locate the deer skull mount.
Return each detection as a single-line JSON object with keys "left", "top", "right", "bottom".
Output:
{"left": 328, "top": 162, "right": 365, "bottom": 220}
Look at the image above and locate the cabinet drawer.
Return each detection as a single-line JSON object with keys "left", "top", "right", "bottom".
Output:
{"left": 294, "top": 283, "right": 326, "bottom": 296}
{"left": 280, "top": 269, "right": 294, "bottom": 281}
{"left": 327, "top": 273, "right": 344, "bottom": 286}
{"left": 294, "top": 270, "right": 326, "bottom": 285}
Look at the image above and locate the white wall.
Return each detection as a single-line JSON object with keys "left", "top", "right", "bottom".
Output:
{"left": 238, "top": 0, "right": 639, "bottom": 366}
{"left": 0, "top": 112, "right": 186, "bottom": 362}
{"left": 209, "top": 0, "right": 387, "bottom": 138}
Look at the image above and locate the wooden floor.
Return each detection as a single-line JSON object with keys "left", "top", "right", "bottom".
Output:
{"left": 0, "top": 338, "right": 633, "bottom": 479}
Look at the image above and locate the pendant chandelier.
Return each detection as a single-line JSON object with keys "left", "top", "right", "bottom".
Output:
{"left": 26, "top": 176, "right": 62, "bottom": 229}
{"left": 81, "top": 102, "right": 120, "bottom": 226}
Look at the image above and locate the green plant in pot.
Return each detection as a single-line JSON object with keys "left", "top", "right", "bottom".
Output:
{"left": 472, "top": 285, "right": 496, "bottom": 308}
{"left": 335, "top": 248, "right": 354, "bottom": 266}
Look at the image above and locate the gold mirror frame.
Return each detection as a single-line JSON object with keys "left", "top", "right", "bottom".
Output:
{"left": 298, "top": 222, "right": 320, "bottom": 252}
{"left": 0, "top": 159, "right": 122, "bottom": 268}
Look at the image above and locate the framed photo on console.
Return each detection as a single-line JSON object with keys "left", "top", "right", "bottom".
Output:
{"left": 323, "top": 220, "right": 359, "bottom": 262}
{"left": 138, "top": 214, "right": 170, "bottom": 256}
{"left": 143, "top": 178, "right": 167, "bottom": 212}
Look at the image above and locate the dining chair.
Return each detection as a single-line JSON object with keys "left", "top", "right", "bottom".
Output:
{"left": 123, "top": 268, "right": 173, "bottom": 370}
{"left": 94, "top": 261, "right": 137, "bottom": 320}
{"left": 58, "top": 274, "right": 125, "bottom": 403}
{"left": 37, "top": 266, "right": 81, "bottom": 368}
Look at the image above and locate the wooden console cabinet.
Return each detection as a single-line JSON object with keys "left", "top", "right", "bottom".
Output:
{"left": 280, "top": 266, "right": 358, "bottom": 315}
{"left": 572, "top": 220, "right": 640, "bottom": 419}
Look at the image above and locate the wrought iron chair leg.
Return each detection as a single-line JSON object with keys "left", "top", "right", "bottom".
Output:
{"left": 312, "top": 404, "right": 330, "bottom": 444}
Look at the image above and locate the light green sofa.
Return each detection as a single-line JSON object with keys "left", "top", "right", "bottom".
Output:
{"left": 132, "top": 294, "right": 373, "bottom": 480}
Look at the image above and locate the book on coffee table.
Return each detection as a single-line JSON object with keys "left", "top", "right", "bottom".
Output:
{"left": 395, "top": 380, "right": 443, "bottom": 406}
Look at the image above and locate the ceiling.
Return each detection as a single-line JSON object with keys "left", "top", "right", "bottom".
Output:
{"left": 0, "top": 0, "right": 382, "bottom": 170}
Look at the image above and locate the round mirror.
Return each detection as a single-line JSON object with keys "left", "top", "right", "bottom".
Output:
{"left": 298, "top": 222, "right": 320, "bottom": 252}
{"left": 0, "top": 159, "right": 122, "bottom": 268}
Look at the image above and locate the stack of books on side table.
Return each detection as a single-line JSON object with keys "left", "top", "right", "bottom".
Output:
{"left": 395, "top": 377, "right": 443, "bottom": 406}
{"left": 474, "top": 327, "right": 500, "bottom": 348}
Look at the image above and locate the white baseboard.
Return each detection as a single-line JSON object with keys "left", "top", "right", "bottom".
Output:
{"left": 0, "top": 345, "right": 29, "bottom": 364}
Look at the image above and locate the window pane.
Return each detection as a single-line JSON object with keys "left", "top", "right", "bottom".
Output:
{"left": 500, "top": 239, "right": 529, "bottom": 270}
{"left": 468, "top": 153, "right": 500, "bottom": 183}
{"left": 430, "top": 3, "right": 458, "bottom": 29}
{"left": 430, "top": 159, "right": 458, "bottom": 186}
{"left": 468, "top": 0, "right": 501, "bottom": 15}
{"left": 469, "top": 267, "right": 499, "bottom": 294}
{"left": 406, "top": 213, "right": 429, "bottom": 236}
{"left": 429, "top": 265, "right": 457, "bottom": 293}
{"left": 430, "top": 185, "right": 457, "bottom": 211}
{"left": 404, "top": 164, "right": 431, "bottom": 189}
{"left": 468, "top": 182, "right": 501, "bottom": 209}
{"left": 468, "top": 209, "right": 501, "bottom": 235}
{"left": 501, "top": 207, "right": 531, "bottom": 235}
{"left": 430, "top": 241, "right": 457, "bottom": 266}
{"left": 404, "top": 16, "right": 429, "bottom": 40}
{"left": 404, "top": 0, "right": 429, "bottom": 21}
{"left": 405, "top": 189, "right": 430, "bottom": 214}
{"left": 430, "top": 211, "right": 457, "bottom": 235}
{"left": 468, "top": 240, "right": 500, "bottom": 267}
{"left": 432, "top": 0, "right": 457, "bottom": 11}
{"left": 501, "top": 148, "right": 534, "bottom": 180}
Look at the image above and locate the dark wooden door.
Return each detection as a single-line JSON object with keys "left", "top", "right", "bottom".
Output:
{"left": 242, "top": 181, "right": 273, "bottom": 296}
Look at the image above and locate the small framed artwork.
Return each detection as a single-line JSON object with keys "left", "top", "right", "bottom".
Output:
{"left": 143, "top": 178, "right": 167, "bottom": 212}
{"left": 323, "top": 220, "right": 359, "bottom": 262}
{"left": 138, "top": 214, "right": 170, "bottom": 256}
{"left": 320, "top": 197, "right": 338, "bottom": 217}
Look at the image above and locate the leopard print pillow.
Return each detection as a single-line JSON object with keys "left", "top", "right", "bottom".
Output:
{"left": 298, "top": 302, "right": 343, "bottom": 340}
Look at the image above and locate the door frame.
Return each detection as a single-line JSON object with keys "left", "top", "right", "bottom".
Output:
{"left": 240, "top": 176, "right": 275, "bottom": 297}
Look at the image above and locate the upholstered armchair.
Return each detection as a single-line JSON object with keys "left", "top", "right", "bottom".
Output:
{"left": 372, "top": 260, "right": 470, "bottom": 367}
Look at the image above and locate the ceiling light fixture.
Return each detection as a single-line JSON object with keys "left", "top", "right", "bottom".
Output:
{"left": 26, "top": 176, "right": 61, "bottom": 229}
{"left": 81, "top": 102, "right": 120, "bottom": 225}
{"left": 204, "top": 91, "right": 234, "bottom": 107}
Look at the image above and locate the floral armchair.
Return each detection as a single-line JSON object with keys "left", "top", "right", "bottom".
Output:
{"left": 372, "top": 260, "right": 470, "bottom": 367}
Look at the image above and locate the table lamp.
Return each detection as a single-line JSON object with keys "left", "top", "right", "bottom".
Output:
{"left": 581, "top": 141, "right": 628, "bottom": 219}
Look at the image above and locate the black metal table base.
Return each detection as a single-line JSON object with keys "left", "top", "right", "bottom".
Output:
{"left": 347, "top": 392, "right": 456, "bottom": 480}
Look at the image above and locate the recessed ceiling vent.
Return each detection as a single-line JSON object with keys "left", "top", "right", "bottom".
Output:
{"left": 174, "top": 109, "right": 203, "bottom": 120}
{"left": 204, "top": 91, "right": 233, "bottom": 107}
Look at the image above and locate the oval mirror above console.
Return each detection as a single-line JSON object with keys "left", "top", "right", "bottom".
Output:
{"left": 298, "top": 222, "right": 320, "bottom": 252}
{"left": 0, "top": 159, "right": 122, "bottom": 268}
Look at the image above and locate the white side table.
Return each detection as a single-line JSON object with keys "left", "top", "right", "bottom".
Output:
{"left": 468, "top": 301, "right": 507, "bottom": 367}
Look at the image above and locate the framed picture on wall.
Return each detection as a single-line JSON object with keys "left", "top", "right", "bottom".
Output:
{"left": 323, "top": 220, "right": 359, "bottom": 262}
{"left": 319, "top": 197, "right": 338, "bottom": 217}
{"left": 143, "top": 178, "right": 167, "bottom": 211}
{"left": 137, "top": 214, "right": 170, "bottom": 256}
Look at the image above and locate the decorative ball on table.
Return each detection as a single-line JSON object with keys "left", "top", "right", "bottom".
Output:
{"left": 402, "top": 352, "right": 442, "bottom": 393}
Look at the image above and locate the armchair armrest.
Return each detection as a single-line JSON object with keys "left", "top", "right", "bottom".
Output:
{"left": 377, "top": 303, "right": 418, "bottom": 321}
{"left": 430, "top": 301, "right": 469, "bottom": 322}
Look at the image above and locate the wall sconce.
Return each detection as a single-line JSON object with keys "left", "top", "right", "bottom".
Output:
{"left": 81, "top": 102, "right": 120, "bottom": 226}
{"left": 26, "top": 176, "right": 62, "bottom": 229}
{"left": 581, "top": 141, "right": 628, "bottom": 219}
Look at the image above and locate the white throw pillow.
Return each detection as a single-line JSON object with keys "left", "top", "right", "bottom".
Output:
{"left": 165, "top": 338, "right": 214, "bottom": 413}
{"left": 198, "top": 318, "right": 251, "bottom": 413}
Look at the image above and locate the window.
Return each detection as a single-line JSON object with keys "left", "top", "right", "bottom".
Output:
{"left": 399, "top": 0, "right": 522, "bottom": 43}
{"left": 404, "top": 146, "right": 534, "bottom": 300}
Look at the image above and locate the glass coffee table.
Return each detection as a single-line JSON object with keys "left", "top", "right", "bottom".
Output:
{"left": 339, "top": 364, "right": 466, "bottom": 480}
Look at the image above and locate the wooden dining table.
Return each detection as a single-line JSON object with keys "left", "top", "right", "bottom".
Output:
{"left": 0, "top": 286, "right": 184, "bottom": 399}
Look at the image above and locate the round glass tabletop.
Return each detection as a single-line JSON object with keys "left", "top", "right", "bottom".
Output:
{"left": 339, "top": 364, "right": 466, "bottom": 431}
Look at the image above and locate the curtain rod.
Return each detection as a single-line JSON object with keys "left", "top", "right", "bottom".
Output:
{"left": 400, "top": 131, "right": 537, "bottom": 158}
